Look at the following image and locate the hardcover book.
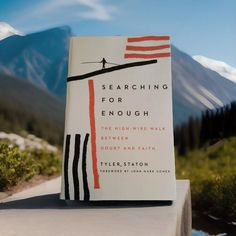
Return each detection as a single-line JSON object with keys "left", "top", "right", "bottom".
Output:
{"left": 60, "top": 36, "right": 176, "bottom": 201}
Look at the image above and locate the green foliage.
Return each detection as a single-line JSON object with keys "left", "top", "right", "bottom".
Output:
{"left": 176, "top": 137, "right": 236, "bottom": 222}
{"left": 30, "top": 149, "right": 61, "bottom": 176}
{"left": 0, "top": 144, "right": 37, "bottom": 190}
{"left": 0, "top": 143, "right": 61, "bottom": 191}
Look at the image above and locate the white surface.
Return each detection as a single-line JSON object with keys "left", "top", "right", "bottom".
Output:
{"left": 0, "top": 177, "right": 191, "bottom": 236}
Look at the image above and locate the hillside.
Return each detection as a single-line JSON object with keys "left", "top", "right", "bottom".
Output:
{"left": 0, "top": 73, "right": 65, "bottom": 145}
{"left": 176, "top": 136, "right": 236, "bottom": 223}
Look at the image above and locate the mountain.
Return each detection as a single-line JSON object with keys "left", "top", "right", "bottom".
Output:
{"left": 0, "top": 26, "right": 71, "bottom": 97}
{"left": 0, "top": 22, "right": 23, "bottom": 40}
{"left": 193, "top": 55, "right": 236, "bottom": 84}
{"left": 0, "top": 26, "right": 236, "bottom": 125}
{"left": 0, "top": 72, "right": 65, "bottom": 144}
{"left": 172, "top": 46, "right": 236, "bottom": 125}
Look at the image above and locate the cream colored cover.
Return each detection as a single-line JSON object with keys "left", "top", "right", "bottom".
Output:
{"left": 60, "top": 36, "right": 176, "bottom": 200}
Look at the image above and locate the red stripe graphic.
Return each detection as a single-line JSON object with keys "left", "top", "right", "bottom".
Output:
{"left": 128, "top": 36, "right": 170, "bottom": 42}
{"left": 88, "top": 80, "right": 100, "bottom": 189}
{"left": 126, "top": 44, "right": 170, "bottom": 51}
{"left": 124, "top": 52, "right": 171, "bottom": 59}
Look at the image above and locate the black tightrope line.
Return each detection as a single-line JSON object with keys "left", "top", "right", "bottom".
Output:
{"left": 67, "top": 59, "right": 157, "bottom": 82}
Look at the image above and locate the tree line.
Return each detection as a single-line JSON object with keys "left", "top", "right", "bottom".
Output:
{"left": 174, "top": 101, "right": 236, "bottom": 155}
{"left": 0, "top": 100, "right": 64, "bottom": 146}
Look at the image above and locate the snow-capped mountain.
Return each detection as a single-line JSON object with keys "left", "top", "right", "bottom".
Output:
{"left": 0, "top": 22, "right": 24, "bottom": 40}
{"left": 172, "top": 47, "right": 236, "bottom": 125}
{"left": 193, "top": 55, "right": 236, "bottom": 84}
{"left": 0, "top": 26, "right": 236, "bottom": 125}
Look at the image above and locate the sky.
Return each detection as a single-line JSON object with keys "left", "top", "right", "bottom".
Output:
{"left": 1, "top": 0, "right": 235, "bottom": 67}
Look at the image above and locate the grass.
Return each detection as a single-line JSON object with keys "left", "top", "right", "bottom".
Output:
{"left": 176, "top": 136, "right": 236, "bottom": 222}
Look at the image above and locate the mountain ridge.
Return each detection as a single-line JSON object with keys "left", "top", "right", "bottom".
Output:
{"left": 0, "top": 26, "right": 236, "bottom": 125}
{"left": 0, "top": 26, "right": 71, "bottom": 97}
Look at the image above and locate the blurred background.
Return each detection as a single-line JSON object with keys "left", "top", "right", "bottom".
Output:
{"left": 0, "top": 1, "right": 236, "bottom": 235}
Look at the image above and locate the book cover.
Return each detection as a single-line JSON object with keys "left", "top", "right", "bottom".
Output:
{"left": 60, "top": 36, "right": 176, "bottom": 201}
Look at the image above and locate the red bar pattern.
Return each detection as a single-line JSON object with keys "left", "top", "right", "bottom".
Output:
{"left": 124, "top": 52, "right": 171, "bottom": 59}
{"left": 126, "top": 44, "right": 170, "bottom": 51}
{"left": 88, "top": 80, "right": 100, "bottom": 189}
{"left": 128, "top": 36, "right": 170, "bottom": 42}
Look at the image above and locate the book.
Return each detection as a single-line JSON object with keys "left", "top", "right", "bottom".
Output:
{"left": 60, "top": 36, "right": 176, "bottom": 201}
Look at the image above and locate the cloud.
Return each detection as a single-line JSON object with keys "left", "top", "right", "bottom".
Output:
{"left": 11, "top": 0, "right": 117, "bottom": 32}
{"left": 75, "top": 0, "right": 115, "bottom": 20}
{"left": 41, "top": 0, "right": 115, "bottom": 21}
